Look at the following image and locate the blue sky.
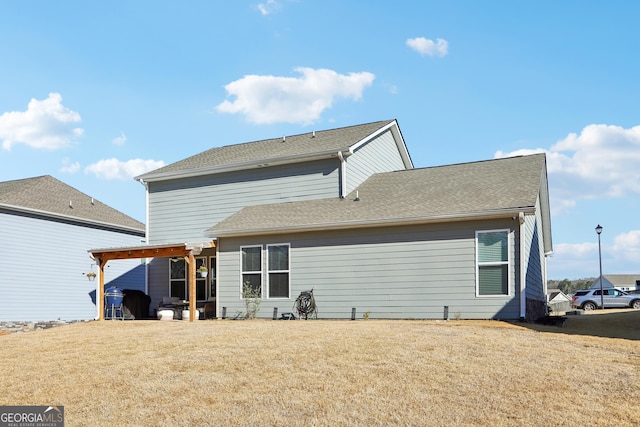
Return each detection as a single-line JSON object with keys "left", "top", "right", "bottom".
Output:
{"left": 1, "top": 1, "right": 638, "bottom": 280}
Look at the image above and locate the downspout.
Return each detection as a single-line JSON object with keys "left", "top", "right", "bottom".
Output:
{"left": 518, "top": 211, "right": 526, "bottom": 320}
{"left": 139, "top": 178, "right": 150, "bottom": 296}
{"left": 337, "top": 151, "right": 346, "bottom": 198}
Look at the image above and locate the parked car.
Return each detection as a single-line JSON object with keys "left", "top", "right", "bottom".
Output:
{"left": 571, "top": 288, "right": 640, "bottom": 310}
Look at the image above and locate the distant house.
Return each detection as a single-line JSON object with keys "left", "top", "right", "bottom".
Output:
{"left": 547, "top": 289, "right": 571, "bottom": 313}
{"left": 91, "top": 120, "right": 553, "bottom": 321}
{"left": 590, "top": 274, "right": 640, "bottom": 292}
{"left": 0, "top": 175, "right": 145, "bottom": 321}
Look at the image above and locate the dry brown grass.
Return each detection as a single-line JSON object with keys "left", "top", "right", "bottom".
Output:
{"left": 1, "top": 310, "right": 639, "bottom": 426}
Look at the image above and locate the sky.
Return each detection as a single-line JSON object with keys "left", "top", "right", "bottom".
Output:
{"left": 1, "top": 1, "right": 638, "bottom": 280}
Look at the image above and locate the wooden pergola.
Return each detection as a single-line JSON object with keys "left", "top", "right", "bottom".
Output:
{"left": 89, "top": 242, "right": 216, "bottom": 322}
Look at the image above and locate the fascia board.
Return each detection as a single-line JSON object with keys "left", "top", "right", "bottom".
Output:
{"left": 348, "top": 120, "right": 414, "bottom": 170}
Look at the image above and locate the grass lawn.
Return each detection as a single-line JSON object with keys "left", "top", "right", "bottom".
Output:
{"left": 1, "top": 310, "right": 639, "bottom": 426}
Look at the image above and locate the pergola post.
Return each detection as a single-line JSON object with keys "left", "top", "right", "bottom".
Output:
{"left": 97, "top": 258, "right": 107, "bottom": 320}
{"left": 188, "top": 253, "right": 197, "bottom": 322}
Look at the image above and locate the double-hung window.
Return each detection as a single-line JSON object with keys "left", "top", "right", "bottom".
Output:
{"left": 476, "top": 230, "right": 510, "bottom": 296}
{"left": 241, "top": 246, "right": 262, "bottom": 298}
{"left": 267, "top": 244, "right": 290, "bottom": 298}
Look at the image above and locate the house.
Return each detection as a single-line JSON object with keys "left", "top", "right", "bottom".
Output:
{"left": 590, "top": 274, "right": 640, "bottom": 292}
{"left": 547, "top": 289, "right": 571, "bottom": 313}
{"left": 0, "top": 175, "right": 146, "bottom": 321}
{"left": 90, "top": 119, "right": 553, "bottom": 321}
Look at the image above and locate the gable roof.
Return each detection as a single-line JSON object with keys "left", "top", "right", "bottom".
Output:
{"left": 136, "top": 119, "right": 412, "bottom": 182}
{"left": 547, "top": 289, "right": 571, "bottom": 302}
{"left": 206, "top": 154, "right": 549, "bottom": 239}
{"left": 0, "top": 175, "right": 145, "bottom": 233}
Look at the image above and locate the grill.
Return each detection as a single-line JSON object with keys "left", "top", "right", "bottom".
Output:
{"left": 104, "top": 286, "right": 124, "bottom": 320}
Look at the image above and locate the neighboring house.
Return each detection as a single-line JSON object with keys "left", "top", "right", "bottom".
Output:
{"left": 92, "top": 119, "right": 553, "bottom": 321}
{"left": 0, "top": 175, "right": 146, "bottom": 321}
{"left": 590, "top": 274, "right": 640, "bottom": 292}
{"left": 547, "top": 289, "right": 571, "bottom": 313}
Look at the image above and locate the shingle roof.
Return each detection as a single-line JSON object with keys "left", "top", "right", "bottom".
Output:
{"left": 0, "top": 175, "right": 145, "bottom": 232}
{"left": 604, "top": 274, "right": 640, "bottom": 286}
{"left": 136, "top": 119, "right": 400, "bottom": 180}
{"left": 207, "top": 154, "right": 547, "bottom": 237}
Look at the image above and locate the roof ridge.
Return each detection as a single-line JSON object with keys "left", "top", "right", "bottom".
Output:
{"left": 220, "top": 119, "right": 396, "bottom": 148}
{"left": 137, "top": 119, "right": 399, "bottom": 180}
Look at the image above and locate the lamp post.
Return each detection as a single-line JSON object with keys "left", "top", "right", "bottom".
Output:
{"left": 596, "top": 224, "right": 603, "bottom": 309}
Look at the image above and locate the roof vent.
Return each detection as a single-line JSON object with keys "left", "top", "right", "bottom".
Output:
{"left": 282, "top": 136, "right": 286, "bottom": 142}
{"left": 354, "top": 191, "right": 360, "bottom": 202}
{"left": 69, "top": 200, "right": 73, "bottom": 208}
{"left": 312, "top": 131, "right": 316, "bottom": 138}
{"left": 91, "top": 197, "right": 95, "bottom": 205}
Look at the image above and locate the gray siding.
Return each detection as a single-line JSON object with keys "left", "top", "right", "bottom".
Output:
{"left": 147, "top": 159, "right": 340, "bottom": 244}
{"left": 217, "top": 219, "right": 521, "bottom": 320}
{"left": 147, "top": 258, "right": 170, "bottom": 313}
{"left": 0, "top": 210, "right": 145, "bottom": 321}
{"left": 345, "top": 129, "right": 407, "bottom": 194}
{"left": 524, "top": 196, "right": 546, "bottom": 302}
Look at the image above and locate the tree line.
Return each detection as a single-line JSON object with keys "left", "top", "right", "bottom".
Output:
{"left": 548, "top": 278, "right": 596, "bottom": 296}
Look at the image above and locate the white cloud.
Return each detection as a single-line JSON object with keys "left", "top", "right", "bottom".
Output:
{"left": 406, "top": 37, "right": 449, "bottom": 57}
{"left": 0, "top": 93, "right": 83, "bottom": 151}
{"left": 495, "top": 124, "right": 640, "bottom": 215}
{"left": 612, "top": 230, "right": 640, "bottom": 263}
{"left": 549, "top": 231, "right": 640, "bottom": 279}
{"left": 85, "top": 158, "right": 165, "bottom": 180}
{"left": 547, "top": 242, "right": 599, "bottom": 279}
{"left": 553, "top": 242, "right": 597, "bottom": 259}
{"left": 59, "top": 157, "right": 80, "bottom": 174}
{"left": 258, "top": 0, "right": 280, "bottom": 15}
{"left": 216, "top": 67, "right": 375, "bottom": 125}
{"left": 112, "top": 132, "right": 127, "bottom": 146}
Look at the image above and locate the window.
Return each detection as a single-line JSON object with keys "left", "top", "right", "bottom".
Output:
{"left": 241, "top": 246, "right": 262, "bottom": 298}
{"left": 169, "top": 258, "right": 186, "bottom": 300}
{"left": 476, "top": 230, "right": 510, "bottom": 296}
{"left": 267, "top": 244, "right": 290, "bottom": 298}
{"left": 171, "top": 256, "right": 216, "bottom": 301}
{"left": 195, "top": 257, "right": 208, "bottom": 301}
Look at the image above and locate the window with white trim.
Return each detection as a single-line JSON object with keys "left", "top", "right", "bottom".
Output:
{"left": 476, "top": 230, "right": 510, "bottom": 296}
{"left": 241, "top": 246, "right": 262, "bottom": 298}
{"left": 267, "top": 244, "right": 290, "bottom": 298}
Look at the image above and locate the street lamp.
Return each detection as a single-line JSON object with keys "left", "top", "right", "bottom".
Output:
{"left": 596, "top": 224, "right": 603, "bottom": 309}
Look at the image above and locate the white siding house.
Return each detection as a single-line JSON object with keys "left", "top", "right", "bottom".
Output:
{"left": 590, "top": 274, "right": 640, "bottom": 292}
